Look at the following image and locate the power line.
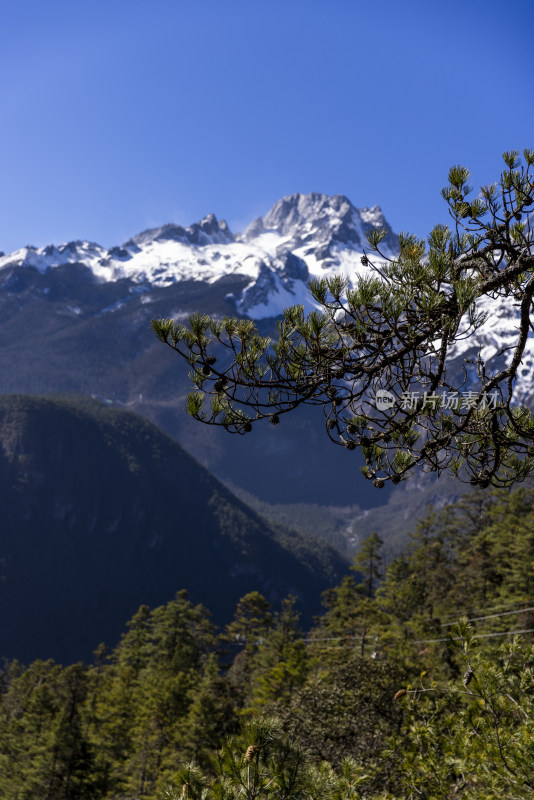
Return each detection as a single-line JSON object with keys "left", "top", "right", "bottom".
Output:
{"left": 414, "top": 627, "right": 534, "bottom": 645}
{"left": 302, "top": 625, "right": 534, "bottom": 648}
{"left": 439, "top": 597, "right": 534, "bottom": 622}
{"left": 441, "top": 605, "right": 534, "bottom": 628}
{"left": 245, "top": 603, "right": 534, "bottom": 649}
{"left": 303, "top": 635, "right": 362, "bottom": 643}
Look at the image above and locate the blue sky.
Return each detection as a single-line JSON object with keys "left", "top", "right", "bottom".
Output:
{"left": 1, "top": 0, "right": 533, "bottom": 254}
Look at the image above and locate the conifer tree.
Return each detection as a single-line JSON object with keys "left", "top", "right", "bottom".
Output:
{"left": 184, "top": 653, "right": 239, "bottom": 767}
{"left": 351, "top": 531, "right": 383, "bottom": 598}
{"left": 44, "top": 664, "right": 100, "bottom": 800}
{"left": 396, "top": 622, "right": 534, "bottom": 799}
{"left": 248, "top": 597, "right": 308, "bottom": 711}
{"left": 223, "top": 592, "right": 274, "bottom": 711}
{"left": 224, "top": 592, "right": 273, "bottom": 651}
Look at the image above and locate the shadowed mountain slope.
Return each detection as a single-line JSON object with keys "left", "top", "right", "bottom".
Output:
{"left": 0, "top": 395, "right": 346, "bottom": 664}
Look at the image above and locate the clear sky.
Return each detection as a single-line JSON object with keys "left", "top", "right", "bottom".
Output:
{"left": 1, "top": 0, "right": 533, "bottom": 254}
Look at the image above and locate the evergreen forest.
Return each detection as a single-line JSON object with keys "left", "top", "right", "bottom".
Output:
{"left": 3, "top": 485, "right": 534, "bottom": 799}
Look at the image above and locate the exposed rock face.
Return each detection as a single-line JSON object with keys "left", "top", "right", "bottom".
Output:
{"left": 124, "top": 213, "right": 234, "bottom": 249}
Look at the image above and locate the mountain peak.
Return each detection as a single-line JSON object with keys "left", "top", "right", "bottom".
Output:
{"left": 244, "top": 192, "right": 397, "bottom": 258}
{"left": 246, "top": 192, "right": 352, "bottom": 238}
{"left": 124, "top": 212, "right": 234, "bottom": 249}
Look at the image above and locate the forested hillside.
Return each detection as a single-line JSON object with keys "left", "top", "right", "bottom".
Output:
{"left": 0, "top": 394, "right": 345, "bottom": 663}
{"left": 2, "top": 485, "right": 534, "bottom": 798}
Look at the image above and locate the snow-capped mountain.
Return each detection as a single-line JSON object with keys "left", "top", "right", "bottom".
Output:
{"left": 0, "top": 193, "right": 398, "bottom": 319}
{"left": 1, "top": 193, "right": 532, "bottom": 399}
{"left": 1, "top": 192, "right": 530, "bottom": 390}
{"left": 1, "top": 195, "right": 533, "bottom": 396}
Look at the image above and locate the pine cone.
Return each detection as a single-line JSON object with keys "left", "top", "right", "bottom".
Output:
{"left": 244, "top": 745, "right": 258, "bottom": 762}
{"left": 270, "top": 414, "right": 280, "bottom": 425}
{"left": 345, "top": 440, "right": 356, "bottom": 450}
{"left": 361, "top": 254, "right": 369, "bottom": 266}
{"left": 463, "top": 668, "right": 474, "bottom": 686}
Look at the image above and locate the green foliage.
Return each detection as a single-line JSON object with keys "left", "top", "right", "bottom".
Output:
{"left": 165, "top": 718, "right": 375, "bottom": 800}
{"left": 5, "top": 487, "right": 534, "bottom": 797}
{"left": 248, "top": 598, "right": 309, "bottom": 711}
{"left": 224, "top": 592, "right": 273, "bottom": 652}
{"left": 351, "top": 531, "right": 384, "bottom": 598}
{"left": 281, "top": 656, "right": 405, "bottom": 780}
{"left": 396, "top": 624, "right": 534, "bottom": 798}
{"left": 0, "top": 661, "right": 102, "bottom": 799}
